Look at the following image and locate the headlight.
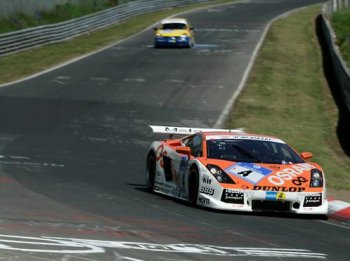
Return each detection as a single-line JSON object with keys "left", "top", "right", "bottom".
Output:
{"left": 155, "top": 32, "right": 162, "bottom": 37}
{"left": 310, "top": 169, "right": 323, "bottom": 187}
{"left": 206, "top": 164, "right": 235, "bottom": 184}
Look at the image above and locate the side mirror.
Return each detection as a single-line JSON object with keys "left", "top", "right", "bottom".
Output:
{"left": 301, "top": 151, "right": 313, "bottom": 160}
{"left": 190, "top": 27, "right": 194, "bottom": 30}
{"left": 176, "top": 146, "right": 191, "bottom": 159}
{"left": 154, "top": 27, "right": 158, "bottom": 31}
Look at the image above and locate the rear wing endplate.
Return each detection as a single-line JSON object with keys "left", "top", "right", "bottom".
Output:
{"left": 149, "top": 125, "right": 244, "bottom": 136}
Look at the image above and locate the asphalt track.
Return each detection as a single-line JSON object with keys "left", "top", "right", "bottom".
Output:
{"left": 0, "top": 0, "right": 349, "bottom": 260}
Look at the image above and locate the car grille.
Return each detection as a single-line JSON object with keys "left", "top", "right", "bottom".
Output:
{"left": 252, "top": 200, "right": 290, "bottom": 211}
{"left": 163, "top": 36, "right": 183, "bottom": 40}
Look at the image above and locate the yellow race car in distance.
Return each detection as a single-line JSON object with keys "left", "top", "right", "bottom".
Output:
{"left": 154, "top": 18, "right": 195, "bottom": 48}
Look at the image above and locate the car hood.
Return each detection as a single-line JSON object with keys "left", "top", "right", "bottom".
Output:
{"left": 156, "top": 29, "right": 189, "bottom": 37}
{"left": 200, "top": 158, "right": 323, "bottom": 191}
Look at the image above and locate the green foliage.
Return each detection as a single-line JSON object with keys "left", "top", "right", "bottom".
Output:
{"left": 331, "top": 7, "right": 350, "bottom": 65}
{"left": 0, "top": 1, "right": 116, "bottom": 34}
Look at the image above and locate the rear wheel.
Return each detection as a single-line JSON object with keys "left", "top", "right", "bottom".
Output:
{"left": 188, "top": 167, "right": 199, "bottom": 205}
{"left": 145, "top": 153, "right": 156, "bottom": 192}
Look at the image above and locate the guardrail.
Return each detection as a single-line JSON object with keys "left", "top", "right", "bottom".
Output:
{"left": 328, "top": 0, "right": 349, "bottom": 13}
{"left": 0, "top": 0, "right": 212, "bottom": 57}
{"left": 321, "top": 3, "right": 350, "bottom": 115}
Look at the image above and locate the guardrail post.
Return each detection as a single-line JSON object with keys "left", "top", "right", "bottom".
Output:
{"left": 332, "top": 0, "right": 337, "bottom": 12}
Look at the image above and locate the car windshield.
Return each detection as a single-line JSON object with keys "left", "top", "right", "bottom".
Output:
{"left": 206, "top": 139, "right": 304, "bottom": 164}
{"left": 161, "top": 23, "right": 187, "bottom": 30}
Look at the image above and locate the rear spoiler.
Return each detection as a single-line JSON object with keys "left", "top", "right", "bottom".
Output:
{"left": 149, "top": 125, "right": 244, "bottom": 136}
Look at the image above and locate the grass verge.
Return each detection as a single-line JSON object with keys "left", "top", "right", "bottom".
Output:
{"left": 0, "top": 0, "right": 234, "bottom": 85}
{"left": 228, "top": 4, "right": 350, "bottom": 193}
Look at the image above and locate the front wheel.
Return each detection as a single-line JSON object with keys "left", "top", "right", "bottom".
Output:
{"left": 188, "top": 167, "right": 199, "bottom": 205}
{"left": 145, "top": 153, "right": 156, "bottom": 192}
{"left": 186, "top": 41, "right": 193, "bottom": 48}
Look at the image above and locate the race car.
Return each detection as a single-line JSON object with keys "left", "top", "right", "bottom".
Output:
{"left": 154, "top": 18, "right": 194, "bottom": 48}
{"left": 145, "top": 126, "right": 328, "bottom": 215}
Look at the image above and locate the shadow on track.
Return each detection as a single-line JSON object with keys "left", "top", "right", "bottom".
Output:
{"left": 131, "top": 183, "right": 328, "bottom": 221}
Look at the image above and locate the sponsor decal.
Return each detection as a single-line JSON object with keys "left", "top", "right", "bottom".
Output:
{"left": 155, "top": 144, "right": 164, "bottom": 161}
{"left": 221, "top": 190, "right": 244, "bottom": 204}
{"left": 277, "top": 191, "right": 286, "bottom": 201}
{"left": 265, "top": 191, "right": 286, "bottom": 201}
{"left": 164, "top": 127, "right": 207, "bottom": 134}
{"left": 199, "top": 187, "right": 215, "bottom": 195}
{"left": 303, "top": 193, "right": 322, "bottom": 207}
{"left": 202, "top": 175, "right": 212, "bottom": 185}
{"left": 155, "top": 144, "right": 168, "bottom": 168}
{"left": 237, "top": 170, "right": 252, "bottom": 177}
{"left": 253, "top": 186, "right": 305, "bottom": 192}
{"left": 267, "top": 163, "right": 314, "bottom": 186}
{"left": 226, "top": 163, "right": 272, "bottom": 184}
{"left": 165, "top": 127, "right": 187, "bottom": 133}
{"left": 292, "top": 177, "right": 308, "bottom": 186}
{"left": 265, "top": 191, "right": 277, "bottom": 200}
{"left": 198, "top": 197, "right": 210, "bottom": 205}
{"left": 206, "top": 135, "right": 284, "bottom": 143}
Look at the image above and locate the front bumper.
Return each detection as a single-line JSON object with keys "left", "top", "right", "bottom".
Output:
{"left": 154, "top": 36, "right": 191, "bottom": 47}
{"left": 197, "top": 189, "right": 328, "bottom": 215}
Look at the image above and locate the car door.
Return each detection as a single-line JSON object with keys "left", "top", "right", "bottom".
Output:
{"left": 160, "top": 143, "right": 187, "bottom": 197}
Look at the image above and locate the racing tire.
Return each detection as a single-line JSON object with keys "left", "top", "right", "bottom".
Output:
{"left": 145, "top": 153, "right": 156, "bottom": 192}
{"left": 187, "top": 40, "right": 194, "bottom": 48}
{"left": 188, "top": 167, "right": 199, "bottom": 205}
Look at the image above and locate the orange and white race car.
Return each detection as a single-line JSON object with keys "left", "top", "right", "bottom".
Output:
{"left": 145, "top": 126, "right": 328, "bottom": 215}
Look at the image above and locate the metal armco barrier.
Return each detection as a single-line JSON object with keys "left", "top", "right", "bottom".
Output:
{"left": 321, "top": 5, "right": 350, "bottom": 115}
{"left": 0, "top": 0, "right": 212, "bottom": 57}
